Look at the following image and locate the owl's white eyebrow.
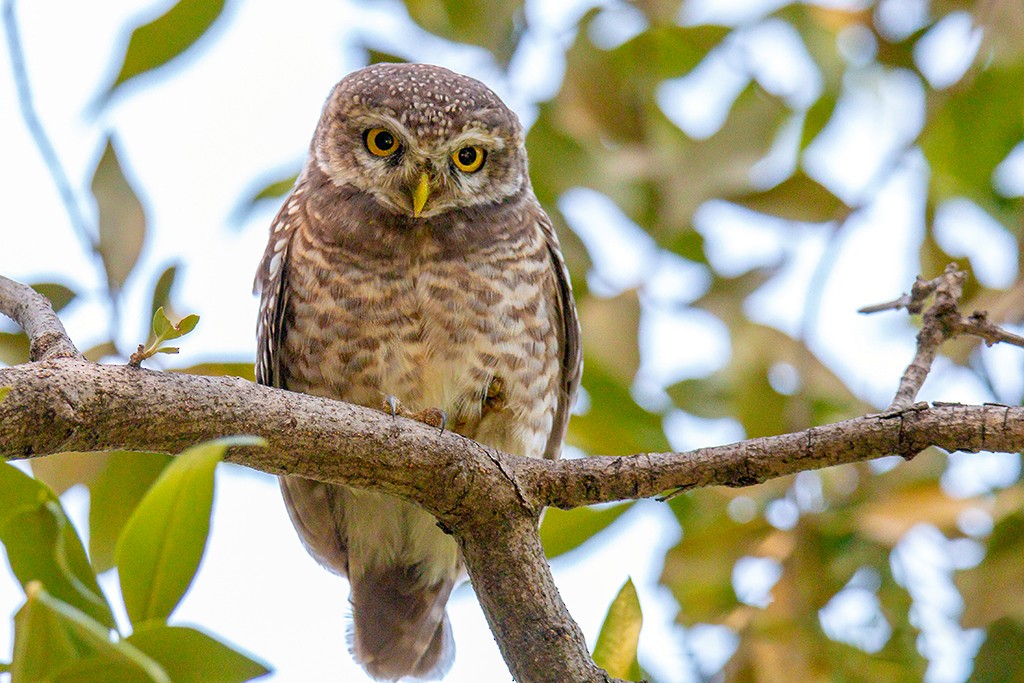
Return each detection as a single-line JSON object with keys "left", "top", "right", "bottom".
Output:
{"left": 450, "top": 129, "right": 506, "bottom": 150}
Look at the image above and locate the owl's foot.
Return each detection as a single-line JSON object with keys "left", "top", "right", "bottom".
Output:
{"left": 383, "top": 394, "right": 402, "bottom": 418}
{"left": 379, "top": 396, "right": 447, "bottom": 434}
{"left": 410, "top": 407, "right": 447, "bottom": 435}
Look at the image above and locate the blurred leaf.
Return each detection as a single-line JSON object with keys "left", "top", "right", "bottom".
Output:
{"left": 969, "top": 618, "right": 1024, "bottom": 683}
{"left": 105, "top": 0, "right": 227, "bottom": 97}
{"left": 592, "top": 578, "right": 643, "bottom": 681}
{"left": 117, "top": 436, "right": 263, "bottom": 625}
{"left": 0, "top": 465, "right": 115, "bottom": 628}
{"left": 731, "top": 171, "right": 848, "bottom": 222}
{"left": 541, "top": 502, "right": 633, "bottom": 559}
{"left": 149, "top": 264, "right": 179, "bottom": 328}
{"left": 662, "top": 510, "right": 775, "bottom": 624}
{"left": 921, "top": 62, "right": 1024, "bottom": 225}
{"left": 12, "top": 583, "right": 169, "bottom": 683}
{"left": 668, "top": 321, "right": 869, "bottom": 438}
{"left": 959, "top": 509, "right": 1024, "bottom": 627}
{"left": 857, "top": 481, "right": 976, "bottom": 546}
{"left": 569, "top": 355, "right": 670, "bottom": 456}
{"left": 91, "top": 137, "right": 146, "bottom": 294}
{"left": 30, "top": 452, "right": 110, "bottom": 496}
{"left": 233, "top": 171, "right": 298, "bottom": 223}
{"left": 127, "top": 624, "right": 271, "bottom": 682}
{"left": 83, "top": 341, "right": 120, "bottom": 362}
{"left": 401, "top": 0, "right": 523, "bottom": 64}
{"left": 0, "top": 331, "right": 29, "bottom": 365}
{"left": 800, "top": 93, "right": 839, "bottom": 150}
{"left": 577, "top": 289, "right": 641, "bottom": 386}
{"left": 31, "top": 283, "right": 76, "bottom": 312}
{"left": 171, "top": 362, "right": 256, "bottom": 381}
{"left": 364, "top": 48, "right": 406, "bottom": 65}
{"left": 89, "top": 452, "right": 173, "bottom": 573}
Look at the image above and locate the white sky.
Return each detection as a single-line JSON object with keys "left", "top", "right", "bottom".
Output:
{"left": 1, "top": 1, "right": 1021, "bottom": 682}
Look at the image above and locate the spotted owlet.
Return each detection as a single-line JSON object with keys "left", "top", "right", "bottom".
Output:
{"left": 254, "top": 63, "right": 581, "bottom": 680}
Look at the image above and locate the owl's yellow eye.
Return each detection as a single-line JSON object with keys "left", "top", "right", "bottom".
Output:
{"left": 451, "top": 146, "right": 485, "bottom": 173}
{"left": 365, "top": 128, "right": 400, "bottom": 157}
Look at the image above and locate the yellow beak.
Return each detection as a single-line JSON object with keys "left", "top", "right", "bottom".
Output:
{"left": 411, "top": 172, "right": 430, "bottom": 218}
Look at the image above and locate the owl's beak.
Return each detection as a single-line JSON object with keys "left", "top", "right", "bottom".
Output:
{"left": 411, "top": 172, "right": 431, "bottom": 218}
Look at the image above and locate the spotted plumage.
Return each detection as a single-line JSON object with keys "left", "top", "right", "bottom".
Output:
{"left": 255, "top": 63, "right": 581, "bottom": 681}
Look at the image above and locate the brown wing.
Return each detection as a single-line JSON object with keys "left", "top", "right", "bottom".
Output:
{"left": 254, "top": 180, "right": 351, "bottom": 576}
{"left": 254, "top": 197, "right": 297, "bottom": 390}
{"left": 539, "top": 210, "right": 583, "bottom": 460}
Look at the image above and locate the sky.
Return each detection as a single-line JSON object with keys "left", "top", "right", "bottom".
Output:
{"left": 0, "top": 0, "right": 1021, "bottom": 682}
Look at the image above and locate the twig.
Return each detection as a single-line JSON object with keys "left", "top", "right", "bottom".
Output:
{"left": 0, "top": 275, "right": 80, "bottom": 360}
{"left": 2, "top": 0, "right": 98, "bottom": 260}
{"left": 860, "top": 264, "right": 1024, "bottom": 410}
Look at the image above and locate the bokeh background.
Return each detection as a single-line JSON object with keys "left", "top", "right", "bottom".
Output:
{"left": 1, "top": 0, "right": 1023, "bottom": 680}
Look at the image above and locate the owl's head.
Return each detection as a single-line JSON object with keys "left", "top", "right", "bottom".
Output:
{"left": 312, "top": 63, "right": 527, "bottom": 220}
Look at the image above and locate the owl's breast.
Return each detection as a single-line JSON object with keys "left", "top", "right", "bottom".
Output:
{"left": 283, "top": 239, "right": 559, "bottom": 458}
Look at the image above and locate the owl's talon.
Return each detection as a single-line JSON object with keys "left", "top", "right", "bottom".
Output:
{"left": 383, "top": 394, "right": 402, "bottom": 418}
{"left": 411, "top": 407, "right": 447, "bottom": 435}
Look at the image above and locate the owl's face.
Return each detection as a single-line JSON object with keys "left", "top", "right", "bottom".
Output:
{"left": 312, "top": 63, "right": 528, "bottom": 220}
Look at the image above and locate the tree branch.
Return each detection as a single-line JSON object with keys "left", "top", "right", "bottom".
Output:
{"left": 861, "top": 264, "right": 1024, "bottom": 410}
{"left": 0, "top": 275, "right": 80, "bottom": 361}
{"left": 3, "top": 271, "right": 1024, "bottom": 682}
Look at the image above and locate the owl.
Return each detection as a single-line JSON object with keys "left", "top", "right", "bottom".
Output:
{"left": 255, "top": 63, "right": 581, "bottom": 680}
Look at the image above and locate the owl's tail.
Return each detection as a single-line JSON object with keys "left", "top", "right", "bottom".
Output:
{"left": 349, "top": 565, "right": 455, "bottom": 681}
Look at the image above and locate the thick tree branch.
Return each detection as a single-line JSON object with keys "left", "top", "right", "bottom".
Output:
{"left": 3, "top": 271, "right": 1024, "bottom": 682}
{"left": 0, "top": 275, "right": 80, "bottom": 361}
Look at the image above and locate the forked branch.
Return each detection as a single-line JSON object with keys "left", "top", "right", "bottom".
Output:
{"left": 3, "top": 269, "right": 1024, "bottom": 682}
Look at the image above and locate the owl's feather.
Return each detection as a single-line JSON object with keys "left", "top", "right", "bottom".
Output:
{"left": 255, "top": 63, "right": 580, "bottom": 681}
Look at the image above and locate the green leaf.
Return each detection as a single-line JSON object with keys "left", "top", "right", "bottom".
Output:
{"left": 0, "top": 465, "right": 116, "bottom": 628}
{"left": 540, "top": 503, "right": 633, "bottom": 559}
{"left": 0, "top": 330, "right": 29, "bottom": 365}
{"left": 89, "top": 452, "right": 172, "bottom": 573}
{"left": 231, "top": 171, "right": 300, "bottom": 224}
{"left": 91, "top": 136, "right": 146, "bottom": 294}
{"left": 83, "top": 340, "right": 120, "bottom": 362}
{"left": 401, "top": 0, "right": 523, "bottom": 64}
{"left": 171, "top": 362, "right": 256, "bottom": 381}
{"left": 12, "top": 583, "right": 169, "bottom": 683}
{"left": 569, "top": 355, "right": 670, "bottom": 456}
{"left": 30, "top": 283, "right": 77, "bottom": 313}
{"left": 592, "top": 578, "right": 643, "bottom": 680}
{"left": 30, "top": 451, "right": 110, "bottom": 496}
{"left": 152, "top": 307, "right": 199, "bottom": 342}
{"left": 959, "top": 509, "right": 1024, "bottom": 627}
{"left": 0, "top": 386, "right": 11, "bottom": 403}
{"left": 105, "top": 0, "right": 227, "bottom": 97}
{"left": 174, "top": 313, "right": 199, "bottom": 337}
{"left": 731, "top": 171, "right": 848, "bottom": 222}
{"left": 800, "top": 93, "right": 838, "bottom": 150}
{"left": 152, "top": 307, "right": 173, "bottom": 339}
{"left": 12, "top": 583, "right": 79, "bottom": 681}
{"left": 921, "top": 62, "right": 1024, "bottom": 222}
{"left": 969, "top": 618, "right": 1024, "bottom": 683}
{"left": 128, "top": 624, "right": 271, "bottom": 682}
{"left": 116, "top": 436, "right": 264, "bottom": 625}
